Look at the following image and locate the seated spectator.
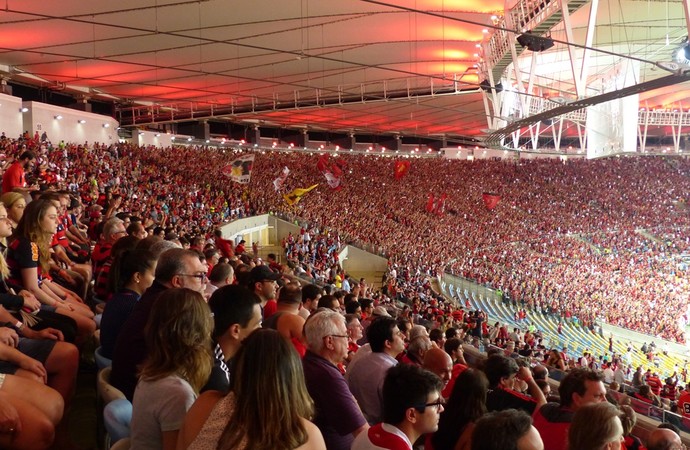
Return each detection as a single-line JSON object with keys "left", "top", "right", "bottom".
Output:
{"left": 299, "top": 284, "right": 322, "bottom": 320}
{"left": 400, "top": 335, "right": 432, "bottom": 367}
{"left": 532, "top": 368, "right": 607, "bottom": 450}
{"left": 346, "top": 316, "right": 405, "bottom": 424}
{"left": 111, "top": 248, "right": 208, "bottom": 400}
{"left": 131, "top": 288, "right": 213, "bottom": 450}
{"left": 567, "top": 402, "right": 624, "bottom": 450}
{"left": 432, "top": 368, "right": 488, "bottom": 450}
{"left": 262, "top": 281, "right": 306, "bottom": 356}
{"left": 645, "top": 426, "right": 683, "bottom": 450}
{"left": 351, "top": 364, "right": 444, "bottom": 450}
{"left": 484, "top": 354, "right": 546, "bottom": 415}
{"left": 344, "top": 313, "right": 363, "bottom": 366}
{"left": 99, "top": 248, "right": 156, "bottom": 359}
{"left": 177, "top": 329, "right": 325, "bottom": 449}
{"left": 471, "top": 409, "right": 544, "bottom": 450}
{"left": 618, "top": 405, "right": 643, "bottom": 450}
{"left": 204, "top": 263, "right": 233, "bottom": 298}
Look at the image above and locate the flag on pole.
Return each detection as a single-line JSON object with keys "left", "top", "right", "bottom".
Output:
{"left": 222, "top": 154, "right": 255, "bottom": 184}
{"left": 283, "top": 184, "right": 319, "bottom": 205}
{"left": 273, "top": 166, "right": 290, "bottom": 192}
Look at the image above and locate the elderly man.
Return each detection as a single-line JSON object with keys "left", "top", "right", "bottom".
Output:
{"left": 111, "top": 248, "right": 208, "bottom": 400}
{"left": 532, "top": 368, "right": 607, "bottom": 450}
{"left": 423, "top": 347, "right": 454, "bottom": 391}
{"left": 302, "top": 310, "right": 368, "bottom": 450}
{"left": 346, "top": 316, "right": 405, "bottom": 424}
{"left": 646, "top": 427, "right": 683, "bottom": 450}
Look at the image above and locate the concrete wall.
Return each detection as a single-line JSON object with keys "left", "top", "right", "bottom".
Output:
{"left": 339, "top": 245, "right": 388, "bottom": 286}
{"left": 134, "top": 130, "right": 180, "bottom": 148}
{"left": 0, "top": 93, "right": 24, "bottom": 138}
{"left": 21, "top": 101, "right": 118, "bottom": 146}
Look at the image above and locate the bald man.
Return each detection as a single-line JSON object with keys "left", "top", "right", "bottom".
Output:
{"left": 423, "top": 347, "right": 453, "bottom": 391}
{"left": 646, "top": 427, "right": 682, "bottom": 450}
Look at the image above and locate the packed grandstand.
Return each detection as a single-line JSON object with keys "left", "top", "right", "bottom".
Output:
{"left": 27, "top": 137, "right": 689, "bottom": 341}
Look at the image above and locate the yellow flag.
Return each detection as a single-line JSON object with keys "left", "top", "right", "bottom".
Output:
{"left": 283, "top": 184, "right": 318, "bottom": 206}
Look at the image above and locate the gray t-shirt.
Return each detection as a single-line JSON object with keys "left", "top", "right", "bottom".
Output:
{"left": 131, "top": 375, "right": 197, "bottom": 450}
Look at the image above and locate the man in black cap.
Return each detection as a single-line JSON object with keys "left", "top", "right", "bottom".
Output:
{"left": 247, "top": 265, "right": 281, "bottom": 319}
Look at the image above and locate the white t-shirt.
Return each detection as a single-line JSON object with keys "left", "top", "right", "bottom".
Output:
{"left": 131, "top": 375, "right": 197, "bottom": 450}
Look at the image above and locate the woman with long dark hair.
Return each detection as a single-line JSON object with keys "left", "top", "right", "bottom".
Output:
{"left": 177, "top": 329, "right": 325, "bottom": 450}
{"left": 431, "top": 368, "right": 488, "bottom": 450}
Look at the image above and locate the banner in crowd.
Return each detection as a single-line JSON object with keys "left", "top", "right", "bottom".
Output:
{"left": 222, "top": 154, "right": 255, "bottom": 184}
{"left": 482, "top": 192, "right": 501, "bottom": 210}
{"left": 394, "top": 160, "right": 410, "bottom": 180}
{"left": 273, "top": 166, "right": 290, "bottom": 192}
{"left": 316, "top": 154, "right": 347, "bottom": 190}
{"left": 283, "top": 184, "right": 318, "bottom": 206}
{"left": 426, "top": 192, "right": 448, "bottom": 215}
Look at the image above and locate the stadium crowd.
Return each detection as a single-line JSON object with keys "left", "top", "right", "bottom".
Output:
{"left": 0, "top": 132, "right": 687, "bottom": 449}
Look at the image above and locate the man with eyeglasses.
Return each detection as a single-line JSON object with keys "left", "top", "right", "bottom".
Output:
{"left": 347, "top": 316, "right": 405, "bottom": 425}
{"left": 302, "top": 310, "right": 368, "bottom": 450}
{"left": 111, "top": 248, "right": 208, "bottom": 400}
{"left": 351, "top": 363, "right": 444, "bottom": 450}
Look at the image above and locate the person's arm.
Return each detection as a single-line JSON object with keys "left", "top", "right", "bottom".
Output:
{"left": 175, "top": 391, "right": 223, "bottom": 450}
{"left": 20, "top": 268, "right": 60, "bottom": 307}
{"left": 162, "top": 430, "right": 180, "bottom": 450}
{"left": 517, "top": 366, "right": 546, "bottom": 410}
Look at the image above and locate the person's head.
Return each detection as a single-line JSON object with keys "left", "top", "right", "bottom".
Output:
{"left": 12, "top": 198, "right": 58, "bottom": 271}
{"left": 646, "top": 426, "right": 683, "bottom": 450}
{"left": 1, "top": 192, "right": 26, "bottom": 225}
{"left": 444, "top": 337, "right": 464, "bottom": 361}
{"left": 410, "top": 324, "right": 430, "bottom": 341}
{"left": 18, "top": 150, "right": 35, "bottom": 169}
{"left": 429, "top": 328, "right": 446, "bottom": 348}
{"left": 208, "top": 285, "right": 262, "bottom": 354}
{"left": 360, "top": 298, "right": 374, "bottom": 316}
{"left": 382, "top": 364, "right": 444, "bottom": 439}
{"left": 208, "top": 263, "right": 234, "bottom": 286}
{"left": 108, "top": 248, "right": 156, "bottom": 295}
{"left": 423, "top": 347, "right": 453, "bottom": 387}
{"left": 638, "top": 384, "right": 652, "bottom": 397}
{"left": 568, "top": 402, "right": 623, "bottom": 450}
{"left": 344, "top": 299, "right": 362, "bottom": 317}
{"left": 301, "top": 284, "right": 322, "bottom": 313}
{"left": 471, "top": 409, "right": 543, "bottom": 450}
{"left": 433, "top": 368, "right": 488, "bottom": 450}
{"left": 558, "top": 368, "right": 606, "bottom": 409}
{"left": 204, "top": 247, "right": 220, "bottom": 266}
{"left": 139, "top": 288, "right": 213, "bottom": 392}
{"left": 368, "top": 316, "right": 405, "bottom": 355}
{"left": 618, "top": 405, "right": 636, "bottom": 437}
{"left": 102, "top": 217, "right": 127, "bottom": 244}
{"left": 0, "top": 203, "right": 13, "bottom": 240}
{"left": 317, "top": 294, "right": 340, "bottom": 312}
{"left": 484, "top": 354, "right": 520, "bottom": 389}
{"left": 345, "top": 313, "right": 364, "bottom": 342}
{"left": 304, "top": 310, "right": 348, "bottom": 364}
{"left": 127, "top": 221, "right": 148, "bottom": 239}
{"left": 155, "top": 248, "right": 208, "bottom": 293}
{"left": 248, "top": 265, "right": 280, "bottom": 301}
{"left": 218, "top": 329, "right": 314, "bottom": 449}
{"left": 277, "top": 281, "right": 302, "bottom": 306}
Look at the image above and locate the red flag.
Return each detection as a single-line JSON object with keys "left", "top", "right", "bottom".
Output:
{"left": 435, "top": 193, "right": 448, "bottom": 215}
{"left": 426, "top": 193, "right": 435, "bottom": 212}
{"left": 482, "top": 192, "right": 501, "bottom": 210}
{"left": 317, "top": 155, "right": 346, "bottom": 190}
{"left": 394, "top": 160, "right": 410, "bottom": 180}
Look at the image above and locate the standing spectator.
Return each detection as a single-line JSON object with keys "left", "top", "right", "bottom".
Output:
{"left": 351, "top": 364, "right": 444, "bottom": 450}
{"left": 2, "top": 151, "right": 36, "bottom": 195}
{"left": 346, "top": 316, "right": 405, "bottom": 424}
{"left": 302, "top": 310, "right": 368, "bottom": 450}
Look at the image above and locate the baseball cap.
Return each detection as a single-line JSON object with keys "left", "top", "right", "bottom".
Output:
{"left": 250, "top": 265, "right": 281, "bottom": 283}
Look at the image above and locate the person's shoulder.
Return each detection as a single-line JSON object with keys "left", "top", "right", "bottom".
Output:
{"left": 297, "top": 418, "right": 326, "bottom": 450}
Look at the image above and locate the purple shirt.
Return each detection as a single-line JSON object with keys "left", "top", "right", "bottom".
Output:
{"left": 302, "top": 350, "right": 367, "bottom": 450}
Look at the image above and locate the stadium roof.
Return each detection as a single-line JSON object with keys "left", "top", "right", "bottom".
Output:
{"left": 0, "top": 0, "right": 688, "bottom": 145}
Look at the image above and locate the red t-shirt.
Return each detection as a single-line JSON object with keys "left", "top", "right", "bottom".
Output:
{"left": 2, "top": 161, "right": 25, "bottom": 194}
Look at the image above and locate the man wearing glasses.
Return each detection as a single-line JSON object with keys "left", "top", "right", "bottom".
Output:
{"left": 351, "top": 363, "right": 444, "bottom": 450}
{"left": 111, "top": 248, "right": 208, "bottom": 400}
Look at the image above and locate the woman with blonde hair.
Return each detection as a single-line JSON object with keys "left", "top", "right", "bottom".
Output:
{"left": 5, "top": 199, "right": 95, "bottom": 343}
{"left": 131, "top": 288, "right": 214, "bottom": 450}
{"left": 177, "top": 328, "right": 325, "bottom": 450}
{"left": 568, "top": 402, "right": 624, "bottom": 450}
{"left": 0, "top": 193, "right": 25, "bottom": 227}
